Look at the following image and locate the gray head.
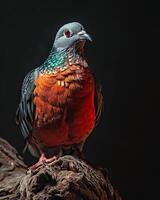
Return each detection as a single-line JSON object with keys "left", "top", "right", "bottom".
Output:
{"left": 53, "top": 22, "right": 92, "bottom": 51}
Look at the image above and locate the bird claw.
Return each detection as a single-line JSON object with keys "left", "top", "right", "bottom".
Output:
{"left": 29, "top": 155, "right": 57, "bottom": 171}
{"left": 45, "top": 156, "right": 57, "bottom": 164}
{"left": 29, "top": 161, "right": 44, "bottom": 171}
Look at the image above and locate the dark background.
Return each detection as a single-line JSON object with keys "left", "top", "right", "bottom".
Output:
{"left": 0, "top": 0, "right": 159, "bottom": 199}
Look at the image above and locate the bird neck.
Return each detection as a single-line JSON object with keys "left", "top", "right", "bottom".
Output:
{"left": 40, "top": 43, "right": 88, "bottom": 74}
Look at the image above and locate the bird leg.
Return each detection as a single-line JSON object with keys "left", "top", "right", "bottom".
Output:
{"left": 44, "top": 155, "right": 57, "bottom": 163}
{"left": 73, "top": 141, "right": 85, "bottom": 159}
{"left": 62, "top": 141, "right": 85, "bottom": 159}
{"left": 30, "top": 153, "right": 57, "bottom": 170}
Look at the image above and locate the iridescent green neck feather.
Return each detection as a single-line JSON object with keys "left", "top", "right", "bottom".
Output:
{"left": 40, "top": 50, "right": 67, "bottom": 73}
{"left": 40, "top": 46, "right": 88, "bottom": 74}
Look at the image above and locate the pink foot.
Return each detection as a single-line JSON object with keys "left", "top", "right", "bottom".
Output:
{"left": 29, "top": 153, "right": 57, "bottom": 170}
{"left": 45, "top": 156, "right": 57, "bottom": 163}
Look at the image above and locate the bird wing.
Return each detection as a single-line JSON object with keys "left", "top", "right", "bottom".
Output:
{"left": 94, "top": 81, "right": 104, "bottom": 126}
{"left": 16, "top": 68, "right": 39, "bottom": 141}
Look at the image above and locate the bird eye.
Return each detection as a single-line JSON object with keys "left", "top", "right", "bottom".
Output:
{"left": 64, "top": 29, "right": 72, "bottom": 38}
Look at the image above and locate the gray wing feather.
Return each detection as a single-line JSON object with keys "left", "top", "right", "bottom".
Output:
{"left": 16, "top": 68, "right": 39, "bottom": 141}
{"left": 94, "top": 81, "right": 104, "bottom": 126}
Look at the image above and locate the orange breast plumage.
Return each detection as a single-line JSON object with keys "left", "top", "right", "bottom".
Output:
{"left": 32, "top": 65, "right": 96, "bottom": 147}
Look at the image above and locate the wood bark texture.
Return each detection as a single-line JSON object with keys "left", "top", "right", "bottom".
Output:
{"left": 0, "top": 138, "right": 122, "bottom": 200}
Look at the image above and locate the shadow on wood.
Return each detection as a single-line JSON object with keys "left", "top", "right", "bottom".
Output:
{"left": 0, "top": 138, "right": 122, "bottom": 200}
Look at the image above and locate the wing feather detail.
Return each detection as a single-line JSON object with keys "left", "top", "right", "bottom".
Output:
{"left": 16, "top": 68, "right": 39, "bottom": 140}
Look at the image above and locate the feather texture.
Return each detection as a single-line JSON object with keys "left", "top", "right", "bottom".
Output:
{"left": 16, "top": 68, "right": 39, "bottom": 141}
{"left": 16, "top": 52, "right": 103, "bottom": 158}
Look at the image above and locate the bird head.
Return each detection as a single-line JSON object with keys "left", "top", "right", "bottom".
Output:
{"left": 53, "top": 22, "right": 92, "bottom": 52}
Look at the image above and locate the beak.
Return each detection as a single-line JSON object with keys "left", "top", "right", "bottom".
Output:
{"left": 78, "top": 30, "right": 92, "bottom": 42}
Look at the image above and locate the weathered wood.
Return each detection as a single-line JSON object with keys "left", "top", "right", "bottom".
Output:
{"left": 0, "top": 138, "right": 122, "bottom": 200}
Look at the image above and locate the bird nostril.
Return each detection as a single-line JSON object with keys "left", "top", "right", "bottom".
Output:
{"left": 78, "top": 31, "right": 86, "bottom": 36}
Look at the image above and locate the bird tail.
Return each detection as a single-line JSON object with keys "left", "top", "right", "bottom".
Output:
{"left": 22, "top": 142, "right": 28, "bottom": 154}
{"left": 23, "top": 140, "right": 39, "bottom": 158}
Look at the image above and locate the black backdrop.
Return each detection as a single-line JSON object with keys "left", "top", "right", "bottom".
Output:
{"left": 0, "top": 1, "right": 159, "bottom": 200}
